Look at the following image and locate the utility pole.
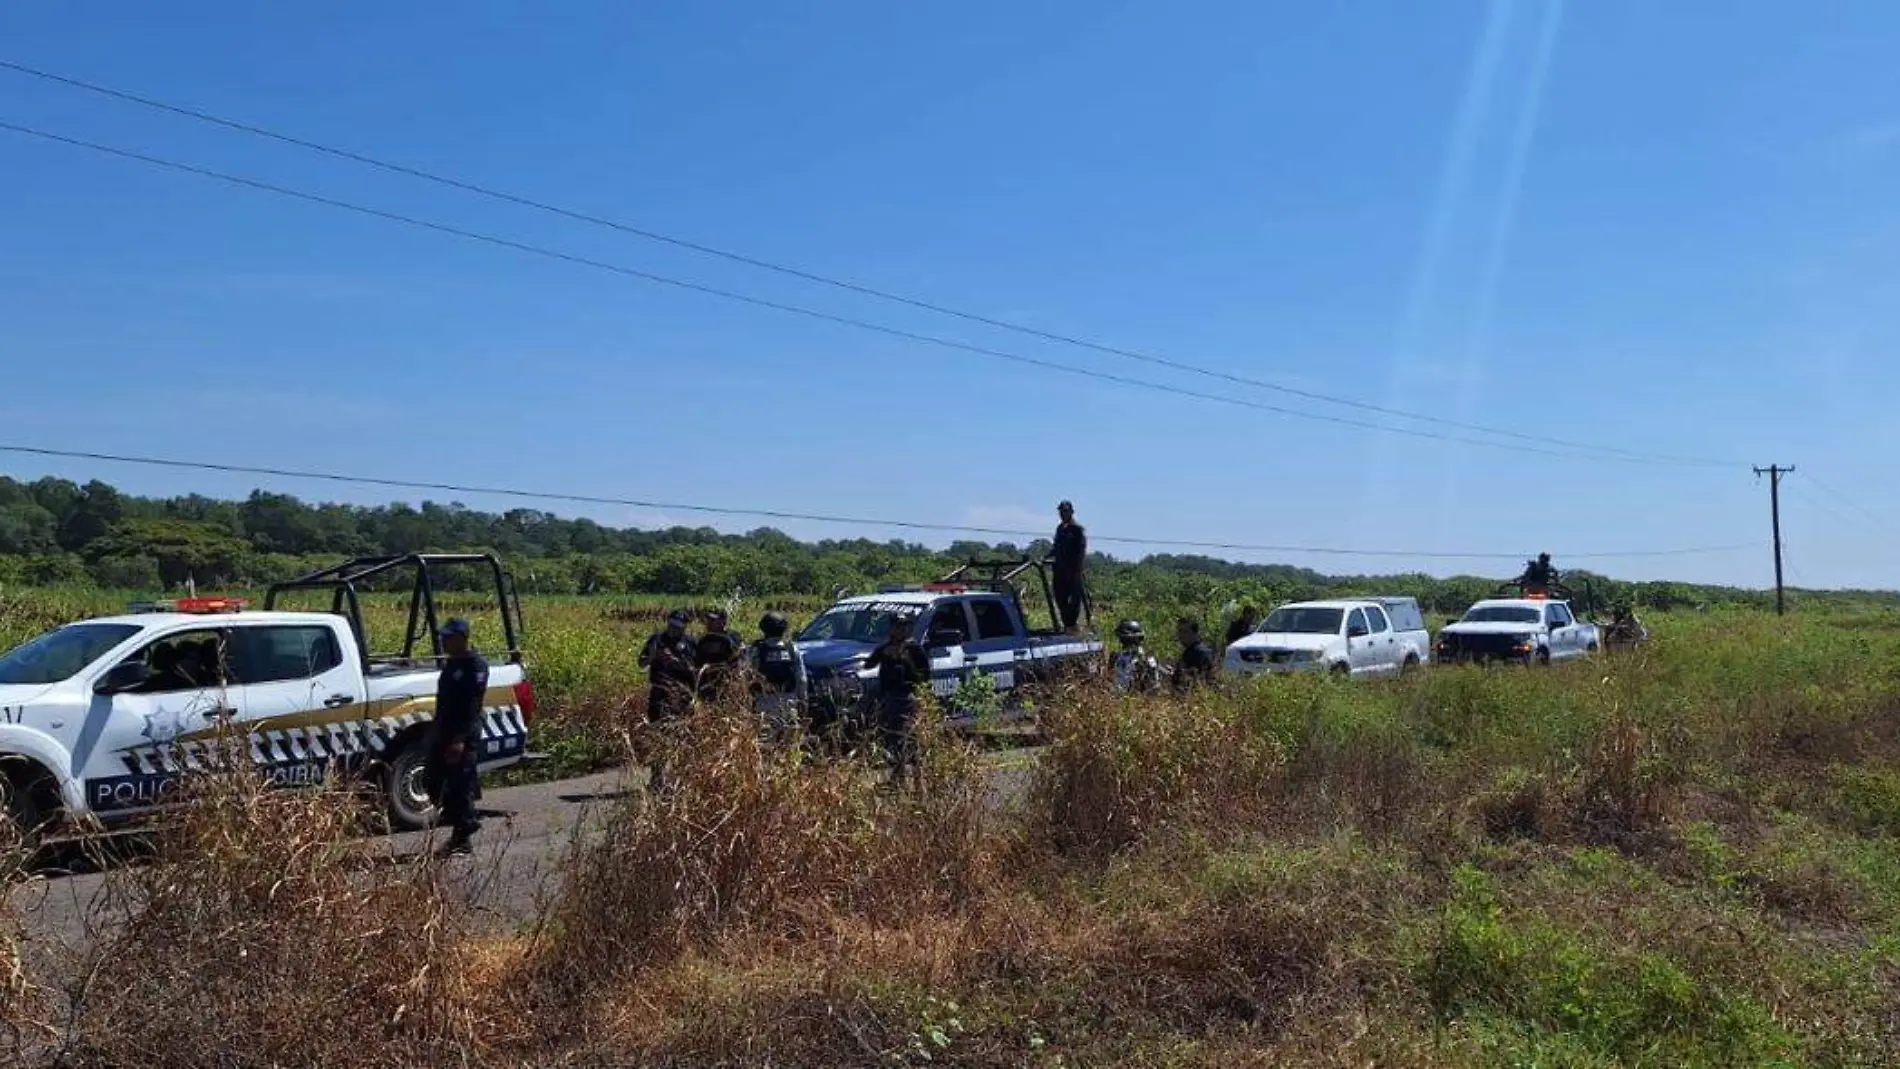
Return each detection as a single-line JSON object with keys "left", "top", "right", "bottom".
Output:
{"left": 1753, "top": 465, "right": 1794, "bottom": 615}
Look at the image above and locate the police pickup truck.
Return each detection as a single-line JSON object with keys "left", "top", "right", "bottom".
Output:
{"left": 1224, "top": 596, "right": 1431, "bottom": 678}
{"left": 1434, "top": 591, "right": 1600, "bottom": 666}
{"left": 0, "top": 554, "right": 534, "bottom": 842}
{"left": 796, "top": 560, "right": 1103, "bottom": 732}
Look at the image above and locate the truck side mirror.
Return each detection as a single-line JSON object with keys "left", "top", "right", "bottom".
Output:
{"left": 1348, "top": 623, "right": 1370, "bottom": 638}
{"left": 926, "top": 627, "right": 965, "bottom": 652}
{"left": 94, "top": 660, "right": 149, "bottom": 695}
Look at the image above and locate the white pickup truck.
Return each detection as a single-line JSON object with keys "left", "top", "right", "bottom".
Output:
{"left": 0, "top": 554, "right": 535, "bottom": 842}
{"left": 1224, "top": 597, "right": 1431, "bottom": 678}
{"left": 1434, "top": 596, "right": 1600, "bottom": 665}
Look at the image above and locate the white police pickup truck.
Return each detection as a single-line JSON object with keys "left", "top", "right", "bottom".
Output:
{"left": 0, "top": 554, "right": 535, "bottom": 842}
{"left": 1434, "top": 594, "right": 1600, "bottom": 666}
{"left": 1224, "top": 597, "right": 1431, "bottom": 678}
{"left": 797, "top": 560, "right": 1103, "bottom": 732}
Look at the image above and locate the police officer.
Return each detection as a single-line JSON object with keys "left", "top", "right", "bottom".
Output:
{"left": 1520, "top": 553, "right": 1557, "bottom": 595}
{"left": 1172, "top": 617, "right": 1217, "bottom": 693}
{"left": 1222, "top": 605, "right": 1260, "bottom": 653}
{"left": 1112, "top": 619, "right": 1162, "bottom": 694}
{"left": 1051, "top": 500, "right": 1088, "bottom": 633}
{"left": 694, "top": 608, "right": 745, "bottom": 704}
{"left": 639, "top": 609, "right": 698, "bottom": 792}
{"left": 864, "top": 614, "right": 931, "bottom": 789}
{"left": 749, "top": 611, "right": 808, "bottom": 745}
{"left": 427, "top": 617, "right": 487, "bottom": 857}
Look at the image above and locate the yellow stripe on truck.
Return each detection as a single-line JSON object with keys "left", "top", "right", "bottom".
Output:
{"left": 166, "top": 685, "right": 521, "bottom": 744}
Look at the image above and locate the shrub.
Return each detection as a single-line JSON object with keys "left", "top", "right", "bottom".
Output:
{"left": 53, "top": 769, "right": 488, "bottom": 1067}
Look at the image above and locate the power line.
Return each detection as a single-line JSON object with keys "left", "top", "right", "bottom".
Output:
{"left": 1802, "top": 473, "right": 1900, "bottom": 538}
{"left": 0, "top": 119, "right": 1696, "bottom": 466}
{"left": 0, "top": 58, "right": 1735, "bottom": 470}
{"left": 0, "top": 442, "right": 1760, "bottom": 562}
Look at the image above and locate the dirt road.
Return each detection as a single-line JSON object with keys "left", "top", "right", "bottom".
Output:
{"left": 14, "top": 755, "right": 1038, "bottom": 951}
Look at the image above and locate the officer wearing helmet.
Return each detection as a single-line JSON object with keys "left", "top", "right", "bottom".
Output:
{"left": 694, "top": 607, "right": 745, "bottom": 703}
{"left": 1112, "top": 619, "right": 1161, "bottom": 694}
{"left": 748, "top": 611, "right": 808, "bottom": 744}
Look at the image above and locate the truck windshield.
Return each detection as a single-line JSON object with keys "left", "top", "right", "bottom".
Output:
{"left": 1463, "top": 606, "right": 1542, "bottom": 624}
{"left": 0, "top": 623, "right": 141, "bottom": 685}
{"left": 798, "top": 605, "right": 923, "bottom": 644}
{"left": 1261, "top": 607, "right": 1344, "bottom": 635}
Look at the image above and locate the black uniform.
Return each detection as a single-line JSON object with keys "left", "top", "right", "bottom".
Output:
{"left": 694, "top": 630, "right": 745, "bottom": 703}
{"left": 1223, "top": 614, "right": 1257, "bottom": 650}
{"left": 1173, "top": 639, "right": 1217, "bottom": 693}
{"left": 640, "top": 629, "right": 698, "bottom": 722}
{"left": 1052, "top": 520, "right": 1088, "bottom": 630}
{"left": 427, "top": 649, "right": 489, "bottom": 841}
{"left": 865, "top": 639, "right": 931, "bottom": 769}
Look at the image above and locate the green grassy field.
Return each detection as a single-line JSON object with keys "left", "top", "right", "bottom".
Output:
{"left": 4, "top": 590, "right": 1899, "bottom": 1065}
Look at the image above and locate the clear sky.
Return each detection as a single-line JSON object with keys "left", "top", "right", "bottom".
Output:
{"left": 2, "top": 1, "right": 1897, "bottom": 589}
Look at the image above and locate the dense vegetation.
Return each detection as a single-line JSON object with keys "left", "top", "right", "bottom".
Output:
{"left": 7, "top": 606, "right": 1899, "bottom": 1066}
{"left": 2, "top": 474, "right": 1894, "bottom": 616}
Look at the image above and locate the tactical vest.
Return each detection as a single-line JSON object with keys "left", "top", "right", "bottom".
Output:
{"left": 754, "top": 638, "right": 799, "bottom": 692}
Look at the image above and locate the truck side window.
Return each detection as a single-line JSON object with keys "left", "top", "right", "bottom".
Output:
{"left": 1547, "top": 605, "right": 1571, "bottom": 627}
{"left": 231, "top": 625, "right": 343, "bottom": 684}
{"left": 925, "top": 603, "right": 971, "bottom": 644}
{"left": 968, "top": 599, "right": 1016, "bottom": 641}
{"left": 1366, "top": 607, "right": 1390, "bottom": 634}
{"left": 129, "top": 629, "right": 230, "bottom": 694}
{"left": 1348, "top": 608, "right": 1369, "bottom": 635}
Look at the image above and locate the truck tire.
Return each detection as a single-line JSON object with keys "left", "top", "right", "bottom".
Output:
{"left": 1400, "top": 654, "right": 1420, "bottom": 675}
{"left": 1535, "top": 648, "right": 1552, "bottom": 666}
{"left": 1330, "top": 662, "right": 1350, "bottom": 678}
{"left": 382, "top": 743, "right": 439, "bottom": 833}
{"left": 1, "top": 758, "right": 55, "bottom": 854}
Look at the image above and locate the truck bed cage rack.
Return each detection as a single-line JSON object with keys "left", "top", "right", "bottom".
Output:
{"left": 1487, "top": 577, "right": 1602, "bottom": 619}
{"left": 262, "top": 552, "right": 524, "bottom": 669}
{"left": 936, "top": 556, "right": 1091, "bottom": 632}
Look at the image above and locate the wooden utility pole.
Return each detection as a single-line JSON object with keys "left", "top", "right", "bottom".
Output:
{"left": 1753, "top": 465, "right": 1794, "bottom": 615}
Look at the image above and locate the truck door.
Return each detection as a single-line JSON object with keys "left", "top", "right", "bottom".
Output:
{"left": 1545, "top": 604, "right": 1575, "bottom": 659}
{"left": 964, "top": 596, "right": 1026, "bottom": 695}
{"left": 78, "top": 626, "right": 237, "bottom": 819}
{"left": 920, "top": 601, "right": 976, "bottom": 701}
{"left": 1363, "top": 605, "right": 1397, "bottom": 675}
{"left": 1345, "top": 608, "right": 1375, "bottom": 675}
{"left": 226, "top": 621, "right": 367, "bottom": 786}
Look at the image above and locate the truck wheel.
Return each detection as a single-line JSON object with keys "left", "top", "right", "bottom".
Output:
{"left": 382, "top": 744, "right": 439, "bottom": 833}
{"left": 1400, "top": 655, "right": 1420, "bottom": 675}
{"left": 1330, "top": 662, "right": 1350, "bottom": 678}
{"left": 1, "top": 760, "right": 53, "bottom": 855}
{"left": 1535, "top": 648, "right": 1552, "bottom": 667}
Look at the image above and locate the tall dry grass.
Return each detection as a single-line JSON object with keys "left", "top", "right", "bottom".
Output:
{"left": 44, "top": 769, "right": 497, "bottom": 1068}
{"left": 525, "top": 691, "right": 1001, "bottom": 1001}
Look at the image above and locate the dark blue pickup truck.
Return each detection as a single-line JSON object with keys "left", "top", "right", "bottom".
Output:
{"left": 796, "top": 563, "right": 1102, "bottom": 731}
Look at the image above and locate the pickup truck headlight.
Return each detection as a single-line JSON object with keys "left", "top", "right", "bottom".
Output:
{"left": 1514, "top": 639, "right": 1537, "bottom": 653}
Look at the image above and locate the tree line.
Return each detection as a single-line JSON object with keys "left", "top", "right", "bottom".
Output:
{"left": 1, "top": 474, "right": 1890, "bottom": 615}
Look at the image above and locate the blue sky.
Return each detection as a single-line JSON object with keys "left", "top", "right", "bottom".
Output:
{"left": 2, "top": 1, "right": 1897, "bottom": 588}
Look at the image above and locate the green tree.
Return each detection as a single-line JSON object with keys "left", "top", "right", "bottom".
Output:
{"left": 86, "top": 518, "right": 252, "bottom": 587}
{"left": 0, "top": 502, "right": 59, "bottom": 556}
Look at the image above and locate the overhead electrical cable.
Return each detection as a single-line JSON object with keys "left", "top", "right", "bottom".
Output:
{"left": 0, "top": 58, "right": 1736, "bottom": 469}
{"left": 0, "top": 443, "right": 1760, "bottom": 561}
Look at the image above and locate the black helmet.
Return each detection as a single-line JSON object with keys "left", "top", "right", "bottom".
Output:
{"left": 759, "top": 611, "right": 789, "bottom": 637}
{"left": 1115, "top": 619, "right": 1144, "bottom": 643}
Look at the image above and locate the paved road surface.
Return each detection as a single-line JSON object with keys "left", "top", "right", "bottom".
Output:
{"left": 13, "top": 755, "right": 1037, "bottom": 952}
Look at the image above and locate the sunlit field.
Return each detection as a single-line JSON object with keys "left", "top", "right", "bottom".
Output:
{"left": 4, "top": 589, "right": 1899, "bottom": 1065}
